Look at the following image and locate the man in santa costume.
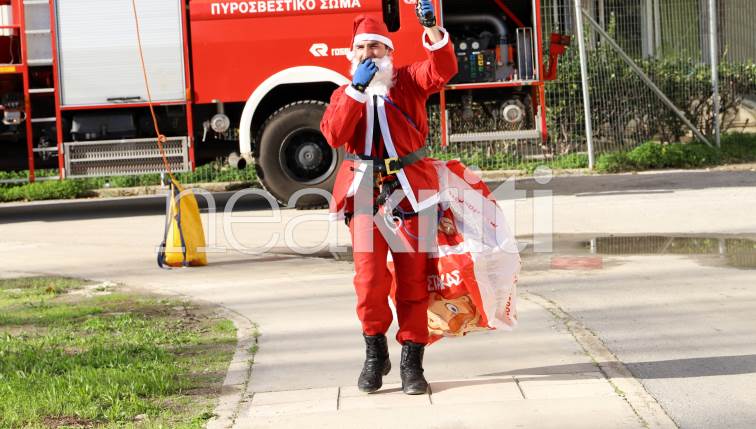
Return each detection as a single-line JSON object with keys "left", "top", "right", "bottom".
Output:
{"left": 320, "top": 1, "right": 457, "bottom": 395}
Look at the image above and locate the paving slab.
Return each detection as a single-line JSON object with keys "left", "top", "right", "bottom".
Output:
{"left": 236, "top": 397, "right": 643, "bottom": 429}
{"left": 517, "top": 378, "right": 617, "bottom": 400}
{"left": 339, "top": 384, "right": 431, "bottom": 410}
{"left": 245, "top": 387, "right": 338, "bottom": 418}
{"left": 429, "top": 377, "right": 523, "bottom": 405}
{"left": 233, "top": 371, "right": 638, "bottom": 428}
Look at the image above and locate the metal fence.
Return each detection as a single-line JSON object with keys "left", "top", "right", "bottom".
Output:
{"left": 429, "top": 0, "right": 756, "bottom": 170}
{"left": 548, "top": 0, "right": 756, "bottom": 159}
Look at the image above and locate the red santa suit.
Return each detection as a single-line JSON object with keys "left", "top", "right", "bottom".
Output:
{"left": 320, "top": 16, "right": 458, "bottom": 345}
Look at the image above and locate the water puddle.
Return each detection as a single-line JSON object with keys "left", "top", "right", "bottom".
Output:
{"left": 279, "top": 235, "right": 756, "bottom": 270}
{"left": 584, "top": 235, "right": 756, "bottom": 269}
{"left": 522, "top": 235, "right": 756, "bottom": 270}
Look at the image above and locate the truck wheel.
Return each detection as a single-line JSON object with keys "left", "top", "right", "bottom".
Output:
{"left": 256, "top": 100, "right": 343, "bottom": 209}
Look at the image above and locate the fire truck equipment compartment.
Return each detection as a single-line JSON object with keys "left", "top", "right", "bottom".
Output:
{"left": 55, "top": 0, "right": 186, "bottom": 106}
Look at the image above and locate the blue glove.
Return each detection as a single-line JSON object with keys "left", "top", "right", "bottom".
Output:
{"left": 416, "top": 0, "right": 436, "bottom": 28}
{"left": 351, "top": 58, "right": 378, "bottom": 93}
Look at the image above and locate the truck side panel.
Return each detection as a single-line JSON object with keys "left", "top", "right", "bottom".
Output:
{"left": 56, "top": 0, "right": 186, "bottom": 107}
{"left": 188, "top": 0, "right": 427, "bottom": 104}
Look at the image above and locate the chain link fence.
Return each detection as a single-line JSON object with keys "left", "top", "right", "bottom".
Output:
{"left": 428, "top": 0, "right": 756, "bottom": 170}
{"left": 551, "top": 0, "right": 756, "bottom": 155}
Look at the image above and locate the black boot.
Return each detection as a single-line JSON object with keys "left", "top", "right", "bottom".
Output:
{"left": 358, "top": 333, "right": 391, "bottom": 393}
{"left": 400, "top": 341, "right": 428, "bottom": 395}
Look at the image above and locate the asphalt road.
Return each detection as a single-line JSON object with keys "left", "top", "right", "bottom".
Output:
{"left": 0, "top": 190, "right": 272, "bottom": 224}
{"left": 520, "top": 244, "right": 756, "bottom": 429}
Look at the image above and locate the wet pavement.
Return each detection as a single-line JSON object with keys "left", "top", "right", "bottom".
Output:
{"left": 522, "top": 237, "right": 756, "bottom": 429}
{"left": 520, "top": 234, "right": 756, "bottom": 271}
{"left": 298, "top": 234, "right": 756, "bottom": 271}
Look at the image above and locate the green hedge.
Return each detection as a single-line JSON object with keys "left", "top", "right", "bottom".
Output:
{"left": 0, "top": 160, "right": 257, "bottom": 203}
{"left": 544, "top": 15, "right": 756, "bottom": 152}
{"left": 593, "top": 133, "right": 756, "bottom": 173}
{"left": 720, "top": 132, "right": 756, "bottom": 163}
{"left": 0, "top": 169, "right": 59, "bottom": 181}
{"left": 0, "top": 179, "right": 97, "bottom": 203}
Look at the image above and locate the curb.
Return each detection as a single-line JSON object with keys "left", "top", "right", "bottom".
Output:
{"left": 3, "top": 163, "right": 755, "bottom": 209}
{"left": 205, "top": 307, "right": 258, "bottom": 429}
{"left": 0, "top": 274, "right": 259, "bottom": 429}
{"left": 522, "top": 291, "right": 679, "bottom": 429}
{"left": 124, "top": 285, "right": 258, "bottom": 429}
{"left": 92, "top": 181, "right": 258, "bottom": 199}
{"left": 0, "top": 181, "right": 258, "bottom": 209}
{"left": 479, "top": 162, "right": 756, "bottom": 182}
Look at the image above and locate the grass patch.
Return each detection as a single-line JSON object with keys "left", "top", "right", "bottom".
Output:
{"left": 719, "top": 132, "right": 756, "bottom": 163}
{"left": 0, "top": 160, "right": 257, "bottom": 203}
{"left": 593, "top": 133, "right": 756, "bottom": 173}
{"left": 430, "top": 149, "right": 591, "bottom": 173}
{"left": 520, "top": 152, "right": 590, "bottom": 174}
{"left": 0, "top": 169, "right": 59, "bottom": 181}
{"left": 0, "top": 180, "right": 98, "bottom": 203}
{"left": 0, "top": 277, "right": 237, "bottom": 429}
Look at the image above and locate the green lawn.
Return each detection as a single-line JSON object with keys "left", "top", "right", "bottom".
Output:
{"left": 0, "top": 277, "right": 238, "bottom": 429}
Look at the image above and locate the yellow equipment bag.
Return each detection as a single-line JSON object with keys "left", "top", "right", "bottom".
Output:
{"left": 157, "top": 178, "right": 208, "bottom": 268}
{"left": 132, "top": 1, "right": 206, "bottom": 268}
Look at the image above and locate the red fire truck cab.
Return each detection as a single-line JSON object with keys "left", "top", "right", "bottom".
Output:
{"left": 0, "top": 0, "right": 565, "bottom": 207}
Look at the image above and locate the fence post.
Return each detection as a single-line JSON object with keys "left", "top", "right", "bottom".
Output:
{"left": 708, "top": 0, "right": 721, "bottom": 148}
{"left": 574, "top": 0, "right": 595, "bottom": 170}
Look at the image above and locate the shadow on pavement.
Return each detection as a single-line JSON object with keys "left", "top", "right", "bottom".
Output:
{"left": 0, "top": 191, "right": 278, "bottom": 224}
{"left": 430, "top": 377, "right": 517, "bottom": 394}
{"left": 202, "top": 255, "right": 299, "bottom": 267}
{"left": 482, "top": 354, "right": 756, "bottom": 379}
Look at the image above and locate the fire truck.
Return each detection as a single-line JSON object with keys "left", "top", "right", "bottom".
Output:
{"left": 0, "top": 0, "right": 566, "bottom": 207}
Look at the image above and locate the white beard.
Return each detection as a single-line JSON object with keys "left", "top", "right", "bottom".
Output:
{"left": 350, "top": 55, "right": 395, "bottom": 97}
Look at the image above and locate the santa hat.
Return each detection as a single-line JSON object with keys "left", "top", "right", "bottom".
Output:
{"left": 350, "top": 15, "right": 394, "bottom": 51}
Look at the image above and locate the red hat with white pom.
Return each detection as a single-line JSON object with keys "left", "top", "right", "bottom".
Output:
{"left": 350, "top": 15, "right": 394, "bottom": 52}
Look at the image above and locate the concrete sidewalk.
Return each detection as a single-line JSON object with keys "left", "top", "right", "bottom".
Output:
{"left": 231, "top": 294, "right": 643, "bottom": 429}
{"left": 1, "top": 252, "right": 648, "bottom": 428}
{"left": 0, "top": 210, "right": 651, "bottom": 428}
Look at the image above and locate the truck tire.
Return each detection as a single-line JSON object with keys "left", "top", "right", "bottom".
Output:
{"left": 256, "top": 100, "right": 343, "bottom": 209}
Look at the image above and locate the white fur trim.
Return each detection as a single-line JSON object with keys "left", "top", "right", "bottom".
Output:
{"left": 345, "top": 85, "right": 367, "bottom": 103}
{"left": 422, "top": 27, "right": 450, "bottom": 52}
{"left": 354, "top": 33, "right": 394, "bottom": 50}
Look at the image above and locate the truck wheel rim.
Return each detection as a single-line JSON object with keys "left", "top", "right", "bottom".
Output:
{"left": 279, "top": 128, "right": 337, "bottom": 185}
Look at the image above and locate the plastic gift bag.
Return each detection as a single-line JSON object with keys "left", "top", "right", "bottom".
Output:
{"left": 389, "top": 160, "right": 521, "bottom": 344}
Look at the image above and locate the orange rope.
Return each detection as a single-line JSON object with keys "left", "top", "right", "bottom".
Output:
{"left": 130, "top": 0, "right": 177, "bottom": 183}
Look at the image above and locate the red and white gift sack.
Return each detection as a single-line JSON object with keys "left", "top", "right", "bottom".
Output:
{"left": 389, "top": 160, "right": 522, "bottom": 344}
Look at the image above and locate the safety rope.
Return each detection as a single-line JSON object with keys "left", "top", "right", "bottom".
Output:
{"left": 130, "top": 0, "right": 177, "bottom": 183}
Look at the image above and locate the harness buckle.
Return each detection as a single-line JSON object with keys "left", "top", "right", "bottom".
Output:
{"left": 384, "top": 157, "right": 401, "bottom": 175}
